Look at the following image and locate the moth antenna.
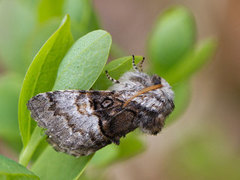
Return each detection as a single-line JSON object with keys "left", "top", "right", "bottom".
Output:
{"left": 138, "top": 57, "right": 145, "bottom": 72}
{"left": 105, "top": 70, "right": 120, "bottom": 84}
{"left": 132, "top": 55, "right": 140, "bottom": 72}
{"left": 123, "top": 84, "right": 163, "bottom": 107}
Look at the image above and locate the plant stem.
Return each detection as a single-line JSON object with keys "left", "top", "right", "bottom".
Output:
{"left": 19, "top": 126, "right": 46, "bottom": 166}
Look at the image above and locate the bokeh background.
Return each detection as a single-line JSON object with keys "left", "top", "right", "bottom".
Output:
{"left": 95, "top": 0, "right": 240, "bottom": 180}
{"left": 0, "top": 0, "right": 240, "bottom": 180}
{"left": 93, "top": 1, "right": 240, "bottom": 179}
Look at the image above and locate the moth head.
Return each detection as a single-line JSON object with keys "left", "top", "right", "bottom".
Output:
{"left": 151, "top": 75, "right": 162, "bottom": 85}
{"left": 151, "top": 75, "right": 174, "bottom": 101}
{"left": 151, "top": 75, "right": 171, "bottom": 87}
{"left": 139, "top": 114, "right": 165, "bottom": 135}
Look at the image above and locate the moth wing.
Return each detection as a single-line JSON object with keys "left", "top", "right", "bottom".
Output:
{"left": 89, "top": 91, "right": 139, "bottom": 144}
{"left": 27, "top": 90, "right": 113, "bottom": 156}
{"left": 101, "top": 108, "right": 138, "bottom": 144}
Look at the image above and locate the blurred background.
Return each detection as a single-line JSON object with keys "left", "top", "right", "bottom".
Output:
{"left": 0, "top": 0, "right": 240, "bottom": 180}
{"left": 92, "top": 1, "right": 240, "bottom": 180}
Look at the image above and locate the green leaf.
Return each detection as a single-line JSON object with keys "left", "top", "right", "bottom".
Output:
{"left": 31, "top": 30, "right": 112, "bottom": 179}
{"left": 63, "top": 0, "right": 100, "bottom": 40}
{"left": 165, "top": 81, "right": 191, "bottom": 125}
{"left": 91, "top": 131, "right": 145, "bottom": 167}
{"left": 19, "top": 127, "right": 46, "bottom": 167}
{"left": 37, "top": 0, "right": 100, "bottom": 40}
{"left": 18, "top": 15, "right": 74, "bottom": 148}
{"left": 148, "top": 6, "right": 196, "bottom": 75}
{"left": 166, "top": 38, "right": 217, "bottom": 84}
{"left": 33, "top": 0, "right": 100, "bottom": 67}
{"left": 37, "top": 0, "right": 64, "bottom": 22}
{"left": 0, "top": 73, "right": 23, "bottom": 151}
{"left": 25, "top": 18, "right": 61, "bottom": 65}
{"left": 90, "top": 145, "right": 119, "bottom": 167}
{"left": 116, "top": 131, "right": 145, "bottom": 160}
{"left": 92, "top": 56, "right": 143, "bottom": 90}
{"left": 0, "top": 155, "right": 39, "bottom": 180}
{"left": 53, "top": 30, "right": 112, "bottom": 90}
{"left": 31, "top": 146, "right": 92, "bottom": 180}
{"left": 0, "top": 0, "right": 35, "bottom": 74}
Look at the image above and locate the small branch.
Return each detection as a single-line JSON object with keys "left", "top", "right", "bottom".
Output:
{"left": 19, "top": 126, "right": 46, "bottom": 166}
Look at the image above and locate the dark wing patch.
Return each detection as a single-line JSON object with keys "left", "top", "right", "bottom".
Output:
{"left": 109, "top": 109, "right": 137, "bottom": 136}
{"left": 99, "top": 108, "right": 138, "bottom": 144}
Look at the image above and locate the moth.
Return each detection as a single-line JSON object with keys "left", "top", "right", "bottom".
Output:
{"left": 27, "top": 55, "right": 174, "bottom": 156}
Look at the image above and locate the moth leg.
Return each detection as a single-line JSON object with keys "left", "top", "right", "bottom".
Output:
{"left": 105, "top": 70, "right": 120, "bottom": 84}
{"left": 138, "top": 57, "right": 145, "bottom": 72}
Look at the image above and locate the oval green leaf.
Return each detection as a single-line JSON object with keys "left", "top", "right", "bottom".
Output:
{"left": 148, "top": 6, "right": 196, "bottom": 75}
{"left": 53, "top": 30, "right": 112, "bottom": 90}
{"left": 0, "top": 155, "right": 39, "bottom": 180}
{"left": 31, "top": 146, "right": 92, "bottom": 180}
{"left": 92, "top": 56, "right": 143, "bottom": 90}
{"left": 25, "top": 18, "right": 61, "bottom": 65}
{"left": 18, "top": 15, "right": 74, "bottom": 148}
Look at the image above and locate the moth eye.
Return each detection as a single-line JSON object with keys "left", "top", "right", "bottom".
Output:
{"left": 151, "top": 75, "right": 162, "bottom": 85}
{"left": 101, "top": 98, "right": 114, "bottom": 108}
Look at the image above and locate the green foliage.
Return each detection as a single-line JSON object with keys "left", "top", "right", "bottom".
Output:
{"left": 148, "top": 6, "right": 216, "bottom": 83}
{"left": 0, "top": 155, "right": 39, "bottom": 180}
{"left": 148, "top": 6, "right": 217, "bottom": 124}
{"left": 18, "top": 15, "right": 74, "bottom": 149}
{"left": 148, "top": 6, "right": 196, "bottom": 75}
{"left": 19, "top": 127, "right": 46, "bottom": 167}
{"left": 53, "top": 30, "right": 111, "bottom": 90}
{"left": 165, "top": 81, "right": 191, "bottom": 125}
{"left": 93, "top": 56, "right": 143, "bottom": 90}
{"left": 91, "top": 131, "right": 145, "bottom": 167}
{"left": 0, "top": 1, "right": 217, "bottom": 179}
{"left": 38, "top": 0, "right": 65, "bottom": 22}
{"left": 31, "top": 146, "right": 93, "bottom": 180}
{"left": 38, "top": 0, "right": 100, "bottom": 40}
{"left": 0, "top": 74, "right": 23, "bottom": 151}
{"left": 166, "top": 38, "right": 217, "bottom": 84}
{"left": 19, "top": 26, "right": 111, "bottom": 179}
{"left": 0, "top": 0, "right": 99, "bottom": 74}
{"left": 0, "top": 0, "right": 35, "bottom": 73}
{"left": 28, "top": 30, "right": 111, "bottom": 178}
{"left": 63, "top": 0, "right": 100, "bottom": 40}
{"left": 26, "top": 19, "right": 62, "bottom": 64}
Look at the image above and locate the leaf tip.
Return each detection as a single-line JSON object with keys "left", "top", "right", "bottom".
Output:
{"left": 60, "top": 14, "right": 71, "bottom": 27}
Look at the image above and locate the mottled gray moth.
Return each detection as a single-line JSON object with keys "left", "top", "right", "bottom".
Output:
{"left": 27, "top": 55, "right": 175, "bottom": 156}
